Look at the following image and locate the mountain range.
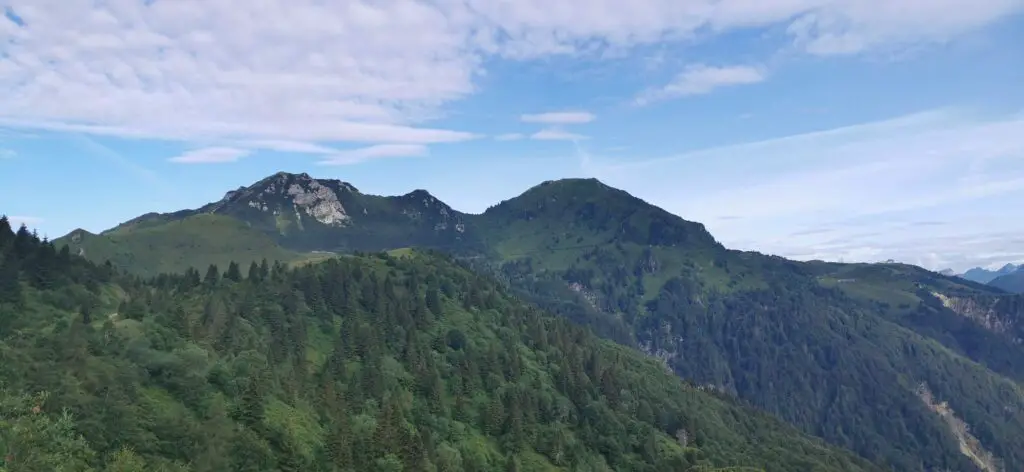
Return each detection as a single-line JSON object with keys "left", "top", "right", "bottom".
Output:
{"left": 958, "top": 264, "right": 1020, "bottom": 284}
{"left": 940, "top": 264, "right": 1024, "bottom": 294}
{"left": 990, "top": 270, "right": 1024, "bottom": 294}
{"left": 46, "top": 171, "right": 1024, "bottom": 471}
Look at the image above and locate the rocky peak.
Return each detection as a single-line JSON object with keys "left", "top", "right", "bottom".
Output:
{"left": 394, "top": 189, "right": 465, "bottom": 233}
{"left": 205, "top": 171, "right": 356, "bottom": 227}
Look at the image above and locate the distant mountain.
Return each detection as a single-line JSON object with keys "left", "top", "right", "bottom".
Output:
{"left": 938, "top": 268, "right": 956, "bottom": 276}
{"left": 52, "top": 171, "right": 1024, "bottom": 471}
{"left": 990, "top": 270, "right": 1024, "bottom": 293}
{"left": 961, "top": 263, "right": 1021, "bottom": 284}
{"left": 56, "top": 172, "right": 483, "bottom": 276}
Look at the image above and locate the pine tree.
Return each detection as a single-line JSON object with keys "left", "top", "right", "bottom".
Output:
{"left": 0, "top": 252, "right": 22, "bottom": 307}
{"left": 224, "top": 261, "right": 242, "bottom": 282}
{"left": 247, "top": 261, "right": 261, "bottom": 282}
{"left": 258, "top": 258, "right": 270, "bottom": 280}
{"left": 12, "top": 224, "right": 35, "bottom": 258}
{"left": 426, "top": 285, "right": 442, "bottom": 317}
{"left": 0, "top": 215, "right": 13, "bottom": 249}
{"left": 203, "top": 264, "right": 220, "bottom": 287}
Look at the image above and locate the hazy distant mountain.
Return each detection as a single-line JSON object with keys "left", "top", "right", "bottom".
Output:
{"left": 990, "top": 270, "right": 1024, "bottom": 293}
{"left": 960, "top": 263, "right": 1020, "bottom": 284}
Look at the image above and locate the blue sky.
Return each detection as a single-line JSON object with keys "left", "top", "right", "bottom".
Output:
{"left": 2, "top": 0, "right": 1023, "bottom": 272}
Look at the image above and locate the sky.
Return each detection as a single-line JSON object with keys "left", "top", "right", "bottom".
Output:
{"left": 1, "top": 0, "right": 1023, "bottom": 273}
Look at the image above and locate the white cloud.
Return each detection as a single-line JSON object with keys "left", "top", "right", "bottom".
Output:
{"left": 7, "top": 215, "right": 42, "bottom": 228}
{"left": 234, "top": 140, "right": 338, "bottom": 154}
{"left": 1, "top": 0, "right": 1017, "bottom": 156}
{"left": 495, "top": 133, "right": 525, "bottom": 141}
{"left": 531, "top": 129, "right": 588, "bottom": 141}
{"left": 318, "top": 144, "right": 428, "bottom": 166}
{"left": 584, "top": 108, "right": 1024, "bottom": 270}
{"left": 0, "top": 149, "right": 14, "bottom": 159}
{"left": 635, "top": 64, "right": 766, "bottom": 104}
{"left": 520, "top": 111, "right": 596, "bottom": 124}
{"left": 785, "top": 0, "right": 1024, "bottom": 56}
{"left": 169, "top": 147, "right": 251, "bottom": 164}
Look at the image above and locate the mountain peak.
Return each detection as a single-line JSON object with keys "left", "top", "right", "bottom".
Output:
{"left": 204, "top": 171, "right": 359, "bottom": 227}
{"left": 402, "top": 188, "right": 435, "bottom": 199}
{"left": 532, "top": 177, "right": 611, "bottom": 192}
{"left": 998, "top": 263, "right": 1019, "bottom": 273}
{"left": 484, "top": 177, "right": 720, "bottom": 249}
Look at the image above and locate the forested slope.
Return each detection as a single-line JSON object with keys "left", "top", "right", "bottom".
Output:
{"left": 474, "top": 180, "right": 1024, "bottom": 472}
{"left": 47, "top": 174, "right": 1024, "bottom": 471}
{"left": 0, "top": 216, "right": 877, "bottom": 472}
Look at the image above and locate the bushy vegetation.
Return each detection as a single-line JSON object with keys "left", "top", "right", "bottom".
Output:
{"left": 1, "top": 216, "right": 877, "bottom": 471}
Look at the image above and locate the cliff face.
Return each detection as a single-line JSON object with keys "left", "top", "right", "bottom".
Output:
{"left": 916, "top": 384, "right": 1002, "bottom": 472}
{"left": 932, "top": 292, "right": 1019, "bottom": 341}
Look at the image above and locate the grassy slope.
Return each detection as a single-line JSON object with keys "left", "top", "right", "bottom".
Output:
{"left": 54, "top": 213, "right": 303, "bottom": 277}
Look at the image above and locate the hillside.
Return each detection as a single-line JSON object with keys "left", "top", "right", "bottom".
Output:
{"left": 52, "top": 172, "right": 1024, "bottom": 471}
{"left": 474, "top": 193, "right": 1024, "bottom": 471}
{"left": 0, "top": 218, "right": 880, "bottom": 472}
{"left": 58, "top": 213, "right": 303, "bottom": 278}
{"left": 989, "top": 270, "right": 1024, "bottom": 293}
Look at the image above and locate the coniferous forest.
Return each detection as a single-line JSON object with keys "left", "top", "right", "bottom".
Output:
{"left": 0, "top": 216, "right": 877, "bottom": 472}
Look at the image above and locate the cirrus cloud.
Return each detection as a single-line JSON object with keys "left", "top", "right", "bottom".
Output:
{"left": 0, "top": 0, "right": 1019, "bottom": 160}
{"left": 583, "top": 108, "right": 1024, "bottom": 271}
{"left": 169, "top": 147, "right": 251, "bottom": 164}
{"left": 520, "top": 111, "right": 596, "bottom": 124}
{"left": 635, "top": 64, "right": 767, "bottom": 105}
{"left": 318, "top": 144, "right": 429, "bottom": 166}
{"left": 531, "top": 129, "right": 589, "bottom": 141}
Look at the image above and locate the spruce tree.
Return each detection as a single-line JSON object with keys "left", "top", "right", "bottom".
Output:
{"left": 203, "top": 264, "right": 220, "bottom": 286}
{"left": 224, "top": 261, "right": 242, "bottom": 282}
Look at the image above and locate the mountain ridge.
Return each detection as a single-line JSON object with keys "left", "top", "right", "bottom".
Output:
{"left": 960, "top": 263, "right": 1021, "bottom": 284}
{"left": 990, "top": 270, "right": 1024, "bottom": 293}
{"left": 50, "top": 171, "right": 1024, "bottom": 471}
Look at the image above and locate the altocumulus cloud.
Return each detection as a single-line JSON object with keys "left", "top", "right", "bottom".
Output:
{"left": 0, "top": 0, "right": 1020, "bottom": 161}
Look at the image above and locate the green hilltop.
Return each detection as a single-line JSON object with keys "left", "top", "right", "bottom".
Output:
{"left": 49, "top": 172, "right": 1024, "bottom": 471}
{"left": 1, "top": 219, "right": 879, "bottom": 471}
